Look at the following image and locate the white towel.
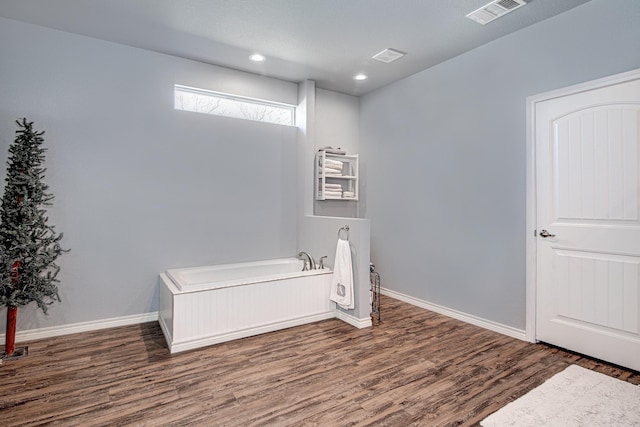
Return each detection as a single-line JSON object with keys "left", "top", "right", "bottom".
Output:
{"left": 323, "top": 191, "right": 342, "bottom": 197}
{"left": 324, "top": 159, "right": 344, "bottom": 167}
{"left": 330, "top": 239, "right": 354, "bottom": 309}
{"left": 319, "top": 160, "right": 342, "bottom": 169}
{"left": 324, "top": 184, "right": 343, "bottom": 190}
{"left": 343, "top": 191, "right": 355, "bottom": 198}
{"left": 323, "top": 165, "right": 343, "bottom": 172}
{"left": 319, "top": 147, "right": 346, "bottom": 155}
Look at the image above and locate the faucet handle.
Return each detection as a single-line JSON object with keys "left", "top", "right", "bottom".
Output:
{"left": 297, "top": 252, "right": 309, "bottom": 271}
{"left": 319, "top": 256, "right": 328, "bottom": 269}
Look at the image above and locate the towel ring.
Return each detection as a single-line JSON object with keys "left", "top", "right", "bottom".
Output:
{"left": 338, "top": 225, "right": 350, "bottom": 241}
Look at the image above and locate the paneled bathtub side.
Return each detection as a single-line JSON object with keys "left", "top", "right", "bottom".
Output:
{"left": 169, "top": 272, "right": 334, "bottom": 354}
{"left": 158, "top": 274, "right": 175, "bottom": 350}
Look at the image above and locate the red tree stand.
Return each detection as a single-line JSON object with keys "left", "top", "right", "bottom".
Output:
{"left": 5, "top": 306, "right": 17, "bottom": 356}
{"left": 2, "top": 261, "right": 27, "bottom": 359}
{"left": 2, "top": 305, "right": 27, "bottom": 359}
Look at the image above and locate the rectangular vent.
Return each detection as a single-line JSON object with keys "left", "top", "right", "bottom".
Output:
{"left": 497, "top": 0, "right": 521, "bottom": 10}
{"left": 372, "top": 48, "right": 406, "bottom": 64}
{"left": 466, "top": 0, "right": 526, "bottom": 25}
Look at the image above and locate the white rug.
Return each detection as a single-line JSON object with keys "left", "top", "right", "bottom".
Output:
{"left": 481, "top": 365, "right": 640, "bottom": 426}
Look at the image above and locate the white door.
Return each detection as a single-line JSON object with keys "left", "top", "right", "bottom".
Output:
{"left": 535, "top": 72, "right": 640, "bottom": 371}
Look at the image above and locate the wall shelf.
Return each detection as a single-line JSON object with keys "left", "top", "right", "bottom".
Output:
{"left": 315, "top": 151, "right": 359, "bottom": 201}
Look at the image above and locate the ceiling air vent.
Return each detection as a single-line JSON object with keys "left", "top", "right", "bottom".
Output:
{"left": 372, "top": 48, "right": 406, "bottom": 64}
{"left": 466, "top": 0, "right": 526, "bottom": 25}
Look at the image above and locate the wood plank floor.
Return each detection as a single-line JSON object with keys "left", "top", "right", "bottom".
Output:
{"left": 1, "top": 295, "right": 638, "bottom": 426}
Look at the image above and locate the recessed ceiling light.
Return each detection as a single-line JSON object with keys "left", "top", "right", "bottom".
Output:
{"left": 353, "top": 74, "right": 368, "bottom": 81}
{"left": 249, "top": 53, "right": 266, "bottom": 62}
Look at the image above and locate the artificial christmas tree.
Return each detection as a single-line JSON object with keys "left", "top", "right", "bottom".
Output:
{"left": 0, "top": 118, "right": 66, "bottom": 359}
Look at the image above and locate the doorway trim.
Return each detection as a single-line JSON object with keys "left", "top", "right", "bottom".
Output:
{"left": 525, "top": 67, "right": 640, "bottom": 343}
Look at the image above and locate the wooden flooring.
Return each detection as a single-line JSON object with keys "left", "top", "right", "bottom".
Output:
{"left": 1, "top": 295, "right": 639, "bottom": 426}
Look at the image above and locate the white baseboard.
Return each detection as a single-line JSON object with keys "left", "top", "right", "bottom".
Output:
{"left": 0, "top": 312, "right": 159, "bottom": 343}
{"left": 333, "top": 308, "right": 372, "bottom": 329}
{"left": 381, "top": 287, "right": 527, "bottom": 341}
{"left": 158, "top": 314, "right": 173, "bottom": 348}
{"left": 1, "top": 306, "right": 372, "bottom": 352}
{"left": 1, "top": 290, "right": 523, "bottom": 346}
{"left": 167, "top": 311, "right": 336, "bottom": 354}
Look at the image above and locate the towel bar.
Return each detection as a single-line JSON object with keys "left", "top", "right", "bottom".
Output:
{"left": 338, "top": 225, "right": 349, "bottom": 240}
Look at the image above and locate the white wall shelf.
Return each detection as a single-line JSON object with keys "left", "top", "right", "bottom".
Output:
{"left": 315, "top": 151, "right": 359, "bottom": 201}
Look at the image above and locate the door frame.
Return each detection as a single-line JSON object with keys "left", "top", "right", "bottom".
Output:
{"left": 525, "top": 67, "right": 640, "bottom": 343}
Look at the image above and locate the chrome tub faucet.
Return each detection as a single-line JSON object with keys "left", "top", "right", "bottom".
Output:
{"left": 297, "top": 251, "right": 316, "bottom": 271}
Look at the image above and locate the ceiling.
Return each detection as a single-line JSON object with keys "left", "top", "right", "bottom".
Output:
{"left": 0, "top": 0, "right": 592, "bottom": 96}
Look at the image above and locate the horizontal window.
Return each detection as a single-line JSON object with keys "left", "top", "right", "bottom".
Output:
{"left": 174, "top": 85, "right": 295, "bottom": 126}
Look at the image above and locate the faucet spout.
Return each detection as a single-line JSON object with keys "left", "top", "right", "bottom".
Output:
{"left": 297, "top": 251, "right": 316, "bottom": 271}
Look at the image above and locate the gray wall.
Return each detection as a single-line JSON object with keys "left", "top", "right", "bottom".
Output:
{"left": 314, "top": 89, "right": 361, "bottom": 218}
{"left": 297, "top": 86, "right": 372, "bottom": 323}
{"left": 0, "top": 18, "right": 299, "bottom": 332}
{"left": 360, "top": 0, "right": 640, "bottom": 330}
{"left": 298, "top": 216, "right": 371, "bottom": 321}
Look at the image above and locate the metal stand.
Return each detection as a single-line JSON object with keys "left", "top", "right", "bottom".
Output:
{"left": 1, "top": 345, "right": 29, "bottom": 361}
{"left": 370, "top": 263, "right": 381, "bottom": 321}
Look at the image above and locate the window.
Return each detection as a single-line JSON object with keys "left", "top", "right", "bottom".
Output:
{"left": 174, "top": 85, "right": 295, "bottom": 126}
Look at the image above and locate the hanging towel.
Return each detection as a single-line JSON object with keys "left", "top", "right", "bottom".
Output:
{"left": 330, "top": 239, "right": 354, "bottom": 309}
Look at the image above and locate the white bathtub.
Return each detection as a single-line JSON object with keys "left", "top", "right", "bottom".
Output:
{"left": 159, "top": 258, "right": 334, "bottom": 353}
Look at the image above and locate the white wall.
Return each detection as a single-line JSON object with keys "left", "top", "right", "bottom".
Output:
{"left": 0, "top": 17, "right": 299, "bottom": 333}
{"left": 360, "top": 0, "right": 640, "bottom": 330}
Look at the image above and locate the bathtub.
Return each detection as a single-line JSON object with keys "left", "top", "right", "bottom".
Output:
{"left": 159, "top": 258, "right": 334, "bottom": 353}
